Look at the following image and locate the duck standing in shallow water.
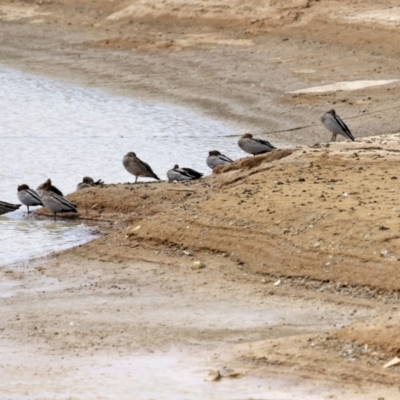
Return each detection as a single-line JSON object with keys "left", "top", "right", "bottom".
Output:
{"left": 122, "top": 152, "right": 160, "bottom": 183}
{"left": 40, "top": 180, "right": 77, "bottom": 221}
{"left": 0, "top": 201, "right": 21, "bottom": 215}
{"left": 238, "top": 133, "right": 276, "bottom": 156}
{"left": 77, "top": 177, "right": 104, "bottom": 191}
{"left": 167, "top": 165, "right": 203, "bottom": 182}
{"left": 17, "top": 184, "right": 43, "bottom": 214}
{"left": 36, "top": 178, "right": 63, "bottom": 197}
{"left": 206, "top": 150, "right": 234, "bottom": 169}
{"left": 321, "top": 109, "right": 354, "bottom": 142}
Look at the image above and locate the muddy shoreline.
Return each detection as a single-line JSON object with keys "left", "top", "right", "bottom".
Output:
{"left": 2, "top": 0, "right": 400, "bottom": 397}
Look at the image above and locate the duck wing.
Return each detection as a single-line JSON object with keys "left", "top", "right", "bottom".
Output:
{"left": 253, "top": 137, "right": 276, "bottom": 149}
{"left": 332, "top": 113, "right": 354, "bottom": 141}
{"left": 140, "top": 159, "right": 160, "bottom": 180}
{"left": 181, "top": 168, "right": 203, "bottom": 179}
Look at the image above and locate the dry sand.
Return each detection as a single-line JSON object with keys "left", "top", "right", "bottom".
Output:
{"left": 1, "top": 0, "right": 400, "bottom": 397}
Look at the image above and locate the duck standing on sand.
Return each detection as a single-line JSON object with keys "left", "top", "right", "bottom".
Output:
{"left": 0, "top": 201, "right": 21, "bottom": 215}
{"left": 17, "top": 184, "right": 43, "bottom": 214}
{"left": 40, "top": 179, "right": 77, "bottom": 221}
{"left": 206, "top": 150, "right": 234, "bottom": 169}
{"left": 122, "top": 152, "right": 160, "bottom": 183}
{"left": 77, "top": 176, "right": 104, "bottom": 191}
{"left": 36, "top": 178, "right": 63, "bottom": 197}
{"left": 167, "top": 165, "right": 203, "bottom": 182}
{"left": 321, "top": 109, "right": 354, "bottom": 142}
{"left": 238, "top": 133, "right": 276, "bottom": 156}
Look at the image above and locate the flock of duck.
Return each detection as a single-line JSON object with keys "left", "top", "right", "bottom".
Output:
{"left": 0, "top": 109, "right": 354, "bottom": 220}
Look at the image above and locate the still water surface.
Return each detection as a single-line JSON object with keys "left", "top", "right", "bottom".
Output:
{"left": 0, "top": 67, "right": 246, "bottom": 266}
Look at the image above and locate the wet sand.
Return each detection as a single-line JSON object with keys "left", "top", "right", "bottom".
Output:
{"left": 1, "top": 0, "right": 400, "bottom": 397}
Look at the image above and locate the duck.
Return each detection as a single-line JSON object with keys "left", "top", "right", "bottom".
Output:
{"left": 40, "top": 179, "right": 77, "bottom": 221}
{"left": 0, "top": 201, "right": 21, "bottom": 216}
{"left": 36, "top": 178, "right": 63, "bottom": 197}
{"left": 17, "top": 184, "right": 43, "bottom": 214}
{"left": 167, "top": 165, "right": 203, "bottom": 181}
{"left": 321, "top": 109, "right": 354, "bottom": 142}
{"left": 77, "top": 176, "right": 104, "bottom": 191}
{"left": 122, "top": 152, "right": 160, "bottom": 183}
{"left": 206, "top": 150, "right": 234, "bottom": 169}
{"left": 238, "top": 133, "right": 276, "bottom": 156}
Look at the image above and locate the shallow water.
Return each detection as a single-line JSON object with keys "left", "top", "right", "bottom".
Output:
{"left": 0, "top": 66, "right": 251, "bottom": 266}
{"left": 0, "top": 213, "right": 92, "bottom": 266}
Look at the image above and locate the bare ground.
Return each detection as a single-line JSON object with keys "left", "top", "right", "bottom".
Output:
{"left": 1, "top": 0, "right": 400, "bottom": 397}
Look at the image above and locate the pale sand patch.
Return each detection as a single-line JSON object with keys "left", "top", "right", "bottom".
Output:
{"left": 132, "top": 33, "right": 254, "bottom": 51}
{"left": 344, "top": 7, "right": 400, "bottom": 26}
{"left": 105, "top": 0, "right": 310, "bottom": 22}
{"left": 106, "top": 3, "right": 147, "bottom": 21}
{"left": 292, "top": 69, "right": 316, "bottom": 74}
{"left": 289, "top": 79, "right": 399, "bottom": 94}
{"left": 0, "top": 5, "right": 50, "bottom": 21}
{"left": 105, "top": 1, "right": 266, "bottom": 21}
{"left": 176, "top": 34, "right": 254, "bottom": 47}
